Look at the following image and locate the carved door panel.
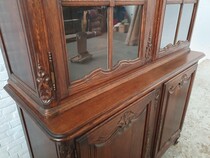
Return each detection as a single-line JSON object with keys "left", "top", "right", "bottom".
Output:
{"left": 76, "top": 90, "right": 160, "bottom": 158}
{"left": 156, "top": 64, "right": 197, "bottom": 156}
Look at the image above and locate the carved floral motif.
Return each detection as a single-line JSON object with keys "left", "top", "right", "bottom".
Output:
{"left": 36, "top": 63, "right": 54, "bottom": 104}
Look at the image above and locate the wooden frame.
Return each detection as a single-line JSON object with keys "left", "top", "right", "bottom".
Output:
{"left": 155, "top": 0, "right": 199, "bottom": 59}
{"left": 0, "top": 1, "right": 205, "bottom": 157}
{"left": 59, "top": 0, "right": 152, "bottom": 97}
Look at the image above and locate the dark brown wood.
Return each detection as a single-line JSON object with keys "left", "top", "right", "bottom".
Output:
{"left": 17, "top": 107, "right": 34, "bottom": 158}
{"left": 21, "top": 108, "right": 58, "bottom": 158}
{"left": 0, "top": 0, "right": 204, "bottom": 158}
{"left": 0, "top": 0, "right": 36, "bottom": 90}
{"left": 76, "top": 90, "right": 157, "bottom": 158}
{"left": 5, "top": 51, "right": 204, "bottom": 137}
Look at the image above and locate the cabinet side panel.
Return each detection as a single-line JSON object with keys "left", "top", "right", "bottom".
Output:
{"left": 0, "top": 0, "right": 35, "bottom": 90}
{"left": 21, "top": 109, "right": 58, "bottom": 158}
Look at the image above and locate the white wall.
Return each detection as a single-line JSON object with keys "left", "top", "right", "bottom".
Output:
{"left": 190, "top": 0, "right": 210, "bottom": 59}
{"left": 0, "top": 49, "right": 29, "bottom": 158}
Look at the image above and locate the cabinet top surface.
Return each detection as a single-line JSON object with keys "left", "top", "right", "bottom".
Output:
{"left": 5, "top": 51, "right": 204, "bottom": 141}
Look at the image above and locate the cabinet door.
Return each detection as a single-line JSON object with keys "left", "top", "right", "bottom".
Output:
{"left": 156, "top": 64, "right": 197, "bottom": 157}
{"left": 76, "top": 90, "right": 159, "bottom": 158}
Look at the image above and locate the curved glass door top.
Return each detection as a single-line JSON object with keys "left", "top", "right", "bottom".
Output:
{"left": 63, "top": 5, "right": 143, "bottom": 82}
{"left": 63, "top": 6, "right": 108, "bottom": 82}
{"left": 113, "top": 5, "right": 142, "bottom": 66}
{"left": 160, "top": 2, "right": 196, "bottom": 51}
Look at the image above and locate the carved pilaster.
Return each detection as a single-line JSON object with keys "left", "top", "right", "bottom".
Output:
{"left": 36, "top": 63, "right": 54, "bottom": 105}
{"left": 145, "top": 31, "right": 152, "bottom": 62}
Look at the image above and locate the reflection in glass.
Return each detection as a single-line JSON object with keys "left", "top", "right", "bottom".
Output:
{"left": 160, "top": 4, "right": 180, "bottom": 48}
{"left": 176, "top": 4, "right": 194, "bottom": 42}
{"left": 63, "top": 7, "right": 108, "bottom": 81}
{"left": 113, "top": 6, "right": 142, "bottom": 66}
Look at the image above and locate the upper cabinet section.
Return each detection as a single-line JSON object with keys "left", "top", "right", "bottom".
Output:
{"left": 62, "top": 5, "right": 144, "bottom": 82}
{"left": 156, "top": 0, "right": 199, "bottom": 58}
{"left": 1, "top": 0, "right": 199, "bottom": 114}
{"left": 59, "top": 0, "right": 155, "bottom": 94}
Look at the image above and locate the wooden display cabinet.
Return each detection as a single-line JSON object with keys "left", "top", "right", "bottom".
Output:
{"left": 0, "top": 0, "right": 204, "bottom": 158}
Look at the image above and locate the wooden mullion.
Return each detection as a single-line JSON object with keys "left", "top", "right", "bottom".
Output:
{"left": 174, "top": 3, "right": 183, "bottom": 44}
{"left": 115, "top": 0, "right": 145, "bottom": 6}
{"left": 154, "top": 0, "right": 167, "bottom": 59}
{"left": 61, "top": 1, "right": 110, "bottom": 6}
{"left": 187, "top": 1, "right": 199, "bottom": 41}
{"left": 138, "top": 4, "right": 146, "bottom": 59}
{"left": 107, "top": 6, "right": 113, "bottom": 70}
{"left": 167, "top": 0, "right": 183, "bottom": 4}
{"left": 183, "top": 0, "right": 197, "bottom": 3}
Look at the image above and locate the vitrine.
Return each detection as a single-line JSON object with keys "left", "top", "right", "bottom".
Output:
{"left": 0, "top": 0, "right": 204, "bottom": 157}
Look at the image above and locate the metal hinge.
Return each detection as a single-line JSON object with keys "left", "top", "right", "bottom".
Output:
{"left": 48, "top": 52, "right": 56, "bottom": 91}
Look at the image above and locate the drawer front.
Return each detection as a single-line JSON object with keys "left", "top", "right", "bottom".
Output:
{"left": 76, "top": 90, "right": 159, "bottom": 158}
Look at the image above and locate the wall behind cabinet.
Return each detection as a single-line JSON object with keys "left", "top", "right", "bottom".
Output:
{"left": 0, "top": 49, "right": 30, "bottom": 158}
{"left": 191, "top": 0, "right": 210, "bottom": 59}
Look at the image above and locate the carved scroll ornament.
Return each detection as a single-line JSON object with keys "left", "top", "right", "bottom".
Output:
{"left": 169, "top": 74, "right": 191, "bottom": 94}
{"left": 161, "top": 40, "right": 185, "bottom": 52}
{"left": 94, "top": 110, "right": 142, "bottom": 147}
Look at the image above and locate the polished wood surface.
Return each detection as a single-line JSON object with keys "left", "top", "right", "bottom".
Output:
{"left": 0, "top": 0, "right": 204, "bottom": 157}
{"left": 155, "top": 64, "right": 197, "bottom": 157}
{"left": 0, "top": 0, "right": 35, "bottom": 90}
{"left": 76, "top": 90, "right": 158, "bottom": 158}
{"left": 5, "top": 51, "right": 204, "bottom": 140}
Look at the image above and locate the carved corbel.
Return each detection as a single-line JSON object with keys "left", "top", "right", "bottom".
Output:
{"left": 36, "top": 63, "right": 54, "bottom": 105}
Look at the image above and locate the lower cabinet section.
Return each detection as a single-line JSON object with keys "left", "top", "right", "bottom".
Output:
{"left": 154, "top": 64, "right": 197, "bottom": 157}
{"left": 18, "top": 64, "right": 197, "bottom": 158}
{"left": 76, "top": 90, "right": 159, "bottom": 158}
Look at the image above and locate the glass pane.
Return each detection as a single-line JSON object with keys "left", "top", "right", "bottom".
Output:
{"left": 176, "top": 4, "right": 194, "bottom": 42}
{"left": 63, "top": 6, "right": 108, "bottom": 82}
{"left": 160, "top": 4, "right": 180, "bottom": 48}
{"left": 113, "top": 5, "right": 142, "bottom": 66}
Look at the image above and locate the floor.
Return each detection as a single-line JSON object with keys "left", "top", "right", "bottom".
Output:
{"left": 162, "top": 59, "right": 210, "bottom": 158}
